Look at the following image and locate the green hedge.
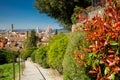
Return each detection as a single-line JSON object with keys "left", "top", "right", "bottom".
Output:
{"left": 21, "top": 47, "right": 37, "bottom": 60}
{"left": 63, "top": 32, "right": 90, "bottom": 80}
{"left": 31, "top": 51, "right": 36, "bottom": 62}
{"left": 35, "top": 45, "right": 49, "bottom": 68}
{"left": 47, "top": 33, "right": 68, "bottom": 73}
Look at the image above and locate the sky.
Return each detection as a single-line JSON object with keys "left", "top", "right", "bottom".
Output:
{"left": 0, "top": 0, "right": 61, "bottom": 30}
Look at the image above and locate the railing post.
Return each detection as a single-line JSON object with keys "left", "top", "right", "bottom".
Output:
{"left": 13, "top": 52, "right": 15, "bottom": 80}
{"left": 18, "top": 51, "right": 20, "bottom": 80}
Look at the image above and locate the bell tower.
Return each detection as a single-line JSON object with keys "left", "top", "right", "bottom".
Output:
{"left": 11, "top": 24, "right": 14, "bottom": 32}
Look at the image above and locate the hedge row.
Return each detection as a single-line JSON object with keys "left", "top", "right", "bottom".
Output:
{"left": 34, "top": 45, "right": 49, "bottom": 68}
{"left": 47, "top": 33, "right": 68, "bottom": 73}
{"left": 21, "top": 47, "right": 37, "bottom": 60}
{"left": 31, "top": 32, "right": 91, "bottom": 80}
{"left": 31, "top": 33, "right": 68, "bottom": 72}
{"left": 63, "top": 32, "right": 90, "bottom": 80}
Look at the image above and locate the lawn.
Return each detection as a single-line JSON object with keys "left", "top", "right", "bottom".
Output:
{"left": 0, "top": 63, "right": 19, "bottom": 80}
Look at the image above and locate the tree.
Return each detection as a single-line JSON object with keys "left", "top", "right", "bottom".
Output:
{"left": 23, "top": 30, "right": 37, "bottom": 48}
{"left": 22, "top": 30, "right": 38, "bottom": 60}
{"left": 55, "top": 29, "right": 58, "bottom": 35}
{"left": 34, "top": 0, "right": 90, "bottom": 30}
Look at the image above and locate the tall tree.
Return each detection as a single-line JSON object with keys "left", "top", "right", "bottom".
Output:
{"left": 23, "top": 30, "right": 37, "bottom": 48}
{"left": 34, "top": 0, "right": 90, "bottom": 30}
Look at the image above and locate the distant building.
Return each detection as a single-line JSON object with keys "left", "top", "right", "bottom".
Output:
{"left": 0, "top": 42, "right": 4, "bottom": 48}
{"left": 0, "top": 37, "right": 8, "bottom": 48}
{"left": 36, "top": 27, "right": 39, "bottom": 33}
{"left": 45, "top": 26, "right": 52, "bottom": 33}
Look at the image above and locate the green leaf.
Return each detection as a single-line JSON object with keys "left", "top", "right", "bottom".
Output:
{"left": 104, "top": 67, "right": 110, "bottom": 75}
{"left": 110, "top": 41, "right": 118, "bottom": 46}
{"left": 95, "top": 59, "right": 100, "bottom": 66}
{"left": 92, "top": 59, "right": 100, "bottom": 68}
{"left": 116, "top": 49, "right": 120, "bottom": 55}
{"left": 106, "top": 34, "right": 110, "bottom": 41}
{"left": 89, "top": 53, "right": 96, "bottom": 59}
{"left": 110, "top": 72, "right": 115, "bottom": 80}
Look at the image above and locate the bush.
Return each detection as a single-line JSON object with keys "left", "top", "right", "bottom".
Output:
{"left": 63, "top": 32, "right": 90, "bottom": 80}
{"left": 0, "top": 49, "right": 18, "bottom": 64}
{"left": 74, "top": 1, "right": 120, "bottom": 79}
{"left": 35, "top": 45, "right": 49, "bottom": 68}
{"left": 31, "top": 51, "right": 36, "bottom": 62}
{"left": 0, "top": 50, "right": 7, "bottom": 64}
{"left": 21, "top": 47, "right": 37, "bottom": 60}
{"left": 47, "top": 33, "right": 68, "bottom": 73}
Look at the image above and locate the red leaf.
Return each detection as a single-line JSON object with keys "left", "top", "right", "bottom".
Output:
{"left": 88, "top": 70, "right": 97, "bottom": 74}
{"left": 107, "top": 54, "right": 114, "bottom": 58}
{"left": 112, "top": 66, "right": 120, "bottom": 73}
{"left": 108, "top": 50, "right": 115, "bottom": 53}
{"left": 106, "top": 58, "right": 115, "bottom": 67}
{"left": 115, "top": 56, "right": 120, "bottom": 63}
{"left": 89, "top": 44, "right": 95, "bottom": 48}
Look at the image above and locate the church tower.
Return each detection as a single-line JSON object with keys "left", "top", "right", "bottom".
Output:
{"left": 36, "top": 27, "right": 39, "bottom": 33}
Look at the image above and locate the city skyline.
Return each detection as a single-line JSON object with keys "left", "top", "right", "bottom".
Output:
{"left": 0, "top": 0, "right": 61, "bottom": 30}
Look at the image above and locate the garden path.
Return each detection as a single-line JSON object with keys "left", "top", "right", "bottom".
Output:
{"left": 17, "top": 60, "right": 63, "bottom": 80}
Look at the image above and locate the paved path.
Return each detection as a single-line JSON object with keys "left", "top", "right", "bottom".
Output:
{"left": 17, "top": 61, "right": 63, "bottom": 80}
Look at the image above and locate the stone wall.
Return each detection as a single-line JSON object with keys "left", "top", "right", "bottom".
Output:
{"left": 72, "top": 6, "right": 105, "bottom": 32}
{"left": 87, "top": 6, "right": 105, "bottom": 20}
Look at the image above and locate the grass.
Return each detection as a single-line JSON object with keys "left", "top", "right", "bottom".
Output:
{"left": 0, "top": 63, "right": 19, "bottom": 80}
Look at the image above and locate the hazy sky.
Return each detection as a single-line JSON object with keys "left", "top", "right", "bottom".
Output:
{"left": 0, "top": 0, "right": 60, "bottom": 30}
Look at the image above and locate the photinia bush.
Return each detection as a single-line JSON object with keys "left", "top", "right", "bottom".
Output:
{"left": 73, "top": 0, "right": 120, "bottom": 80}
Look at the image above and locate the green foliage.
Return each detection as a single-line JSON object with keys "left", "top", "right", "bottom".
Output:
{"left": 71, "top": 6, "right": 84, "bottom": 24}
{"left": 0, "top": 63, "right": 19, "bottom": 80}
{"left": 22, "top": 30, "right": 38, "bottom": 60}
{"left": 0, "top": 52, "right": 6, "bottom": 64}
{"left": 35, "top": 45, "right": 49, "bottom": 68}
{"left": 34, "top": 0, "right": 90, "bottom": 30}
{"left": 0, "top": 49, "right": 18, "bottom": 64}
{"left": 75, "top": 1, "right": 120, "bottom": 79}
{"left": 47, "top": 33, "right": 68, "bottom": 73}
{"left": 55, "top": 29, "right": 58, "bottom": 35}
{"left": 23, "top": 30, "right": 38, "bottom": 49}
{"left": 21, "top": 47, "right": 37, "bottom": 60}
{"left": 31, "top": 51, "right": 36, "bottom": 62}
{"left": 63, "top": 32, "right": 90, "bottom": 80}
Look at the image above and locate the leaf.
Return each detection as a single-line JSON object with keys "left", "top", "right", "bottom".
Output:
{"left": 108, "top": 50, "right": 115, "bottom": 53}
{"left": 115, "top": 56, "right": 120, "bottom": 63}
{"left": 94, "top": 59, "right": 100, "bottom": 66}
{"left": 88, "top": 70, "right": 97, "bottom": 74}
{"left": 112, "top": 66, "right": 120, "bottom": 73}
{"left": 106, "top": 58, "right": 115, "bottom": 67}
{"left": 108, "top": 54, "right": 114, "bottom": 58}
{"left": 116, "top": 49, "right": 119, "bottom": 55}
{"left": 104, "top": 67, "right": 110, "bottom": 75}
{"left": 106, "top": 34, "right": 110, "bottom": 41}
{"left": 110, "top": 72, "right": 115, "bottom": 80}
{"left": 110, "top": 41, "right": 118, "bottom": 46}
{"left": 89, "top": 53, "right": 96, "bottom": 59}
